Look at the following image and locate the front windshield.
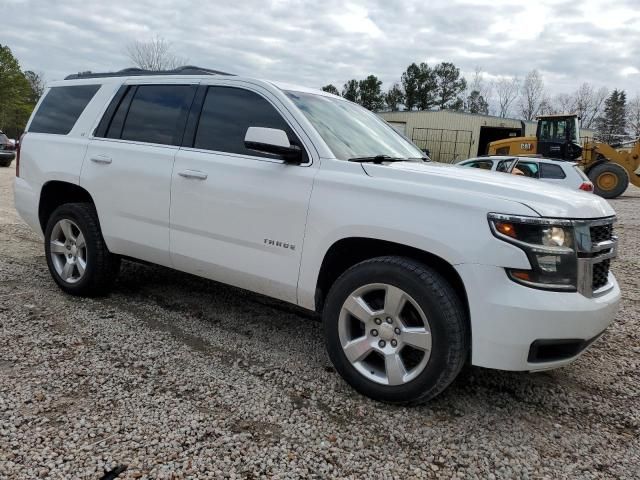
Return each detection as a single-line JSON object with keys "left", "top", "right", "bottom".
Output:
{"left": 285, "top": 91, "right": 425, "bottom": 161}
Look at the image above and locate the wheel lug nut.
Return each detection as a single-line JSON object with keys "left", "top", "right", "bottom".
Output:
{"left": 394, "top": 327, "right": 401, "bottom": 335}
{"left": 391, "top": 339, "right": 397, "bottom": 347}
{"left": 371, "top": 329, "right": 378, "bottom": 337}
{"left": 374, "top": 318, "right": 382, "bottom": 325}
{"left": 386, "top": 317, "right": 392, "bottom": 324}
{"left": 378, "top": 340, "right": 386, "bottom": 348}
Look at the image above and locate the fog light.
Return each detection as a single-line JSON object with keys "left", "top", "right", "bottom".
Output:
{"left": 537, "top": 254, "right": 560, "bottom": 273}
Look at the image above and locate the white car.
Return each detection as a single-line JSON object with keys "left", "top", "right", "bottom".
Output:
{"left": 458, "top": 155, "right": 594, "bottom": 192}
{"left": 14, "top": 67, "right": 620, "bottom": 404}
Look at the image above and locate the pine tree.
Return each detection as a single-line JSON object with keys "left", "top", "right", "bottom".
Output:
{"left": 342, "top": 80, "right": 359, "bottom": 102}
{"left": 434, "top": 62, "right": 467, "bottom": 109}
{"left": 596, "top": 90, "right": 628, "bottom": 143}
{"left": 358, "top": 75, "right": 384, "bottom": 111}
{"left": 466, "top": 90, "right": 489, "bottom": 115}
{"left": 384, "top": 83, "right": 404, "bottom": 111}
{"left": 321, "top": 84, "right": 340, "bottom": 96}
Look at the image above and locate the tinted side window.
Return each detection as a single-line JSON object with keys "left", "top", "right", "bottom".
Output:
{"left": 540, "top": 163, "right": 566, "bottom": 179}
{"left": 466, "top": 160, "right": 493, "bottom": 170}
{"left": 106, "top": 87, "right": 135, "bottom": 139}
{"left": 194, "top": 87, "right": 298, "bottom": 158}
{"left": 29, "top": 85, "right": 100, "bottom": 135}
{"left": 496, "top": 159, "right": 515, "bottom": 172}
{"left": 121, "top": 85, "right": 193, "bottom": 146}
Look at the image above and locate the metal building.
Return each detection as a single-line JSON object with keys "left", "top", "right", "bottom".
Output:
{"left": 379, "top": 110, "right": 596, "bottom": 163}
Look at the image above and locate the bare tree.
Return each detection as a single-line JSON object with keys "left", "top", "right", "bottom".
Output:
{"left": 519, "top": 70, "right": 545, "bottom": 121}
{"left": 494, "top": 76, "right": 519, "bottom": 118}
{"left": 538, "top": 94, "right": 554, "bottom": 116}
{"left": 126, "top": 35, "right": 188, "bottom": 71}
{"left": 573, "top": 83, "right": 608, "bottom": 129}
{"left": 550, "top": 93, "right": 575, "bottom": 114}
{"left": 469, "top": 67, "right": 493, "bottom": 101}
{"left": 628, "top": 95, "right": 640, "bottom": 139}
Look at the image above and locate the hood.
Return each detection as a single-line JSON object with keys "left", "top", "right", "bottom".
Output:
{"left": 361, "top": 161, "right": 615, "bottom": 219}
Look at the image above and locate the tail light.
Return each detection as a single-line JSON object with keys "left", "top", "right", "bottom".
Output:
{"left": 16, "top": 133, "right": 25, "bottom": 177}
{"left": 579, "top": 182, "right": 593, "bottom": 192}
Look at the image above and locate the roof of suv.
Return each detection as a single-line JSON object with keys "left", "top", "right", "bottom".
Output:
{"left": 64, "top": 66, "right": 235, "bottom": 80}
{"left": 60, "top": 66, "right": 338, "bottom": 99}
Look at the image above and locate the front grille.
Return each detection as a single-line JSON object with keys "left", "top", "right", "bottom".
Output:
{"left": 590, "top": 224, "right": 613, "bottom": 243}
{"left": 592, "top": 259, "right": 610, "bottom": 291}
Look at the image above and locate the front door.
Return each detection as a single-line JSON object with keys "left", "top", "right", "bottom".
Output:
{"left": 170, "top": 85, "right": 316, "bottom": 303}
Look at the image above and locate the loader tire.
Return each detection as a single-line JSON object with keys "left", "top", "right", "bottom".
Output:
{"left": 588, "top": 162, "right": 629, "bottom": 199}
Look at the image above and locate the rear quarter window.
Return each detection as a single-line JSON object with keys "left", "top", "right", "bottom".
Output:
{"left": 540, "top": 163, "right": 566, "bottom": 179}
{"left": 29, "top": 85, "right": 100, "bottom": 135}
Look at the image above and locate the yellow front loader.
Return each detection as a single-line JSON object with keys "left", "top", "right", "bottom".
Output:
{"left": 487, "top": 114, "right": 640, "bottom": 198}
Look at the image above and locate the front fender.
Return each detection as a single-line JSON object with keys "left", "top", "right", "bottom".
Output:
{"left": 296, "top": 160, "right": 535, "bottom": 310}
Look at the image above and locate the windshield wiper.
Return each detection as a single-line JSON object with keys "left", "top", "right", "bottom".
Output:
{"left": 348, "top": 155, "right": 406, "bottom": 164}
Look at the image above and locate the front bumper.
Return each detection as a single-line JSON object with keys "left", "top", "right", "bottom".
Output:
{"left": 456, "top": 263, "right": 621, "bottom": 371}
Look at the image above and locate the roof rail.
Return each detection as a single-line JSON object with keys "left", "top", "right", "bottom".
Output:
{"left": 64, "top": 65, "right": 234, "bottom": 80}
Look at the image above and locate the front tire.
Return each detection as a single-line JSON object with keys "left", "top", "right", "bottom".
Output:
{"left": 323, "top": 256, "right": 469, "bottom": 404}
{"left": 588, "top": 162, "right": 629, "bottom": 199}
{"left": 44, "top": 203, "right": 120, "bottom": 296}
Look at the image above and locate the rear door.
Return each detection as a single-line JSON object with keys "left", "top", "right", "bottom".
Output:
{"left": 81, "top": 82, "right": 197, "bottom": 266}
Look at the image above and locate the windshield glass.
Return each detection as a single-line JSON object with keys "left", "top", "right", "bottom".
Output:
{"left": 285, "top": 91, "right": 425, "bottom": 161}
{"left": 539, "top": 117, "right": 580, "bottom": 144}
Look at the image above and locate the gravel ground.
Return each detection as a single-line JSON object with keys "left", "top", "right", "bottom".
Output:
{"left": 1, "top": 163, "right": 639, "bottom": 479}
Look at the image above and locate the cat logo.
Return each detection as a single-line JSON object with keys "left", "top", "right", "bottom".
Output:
{"left": 520, "top": 143, "right": 533, "bottom": 151}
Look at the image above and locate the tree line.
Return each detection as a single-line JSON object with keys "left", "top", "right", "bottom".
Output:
{"left": 322, "top": 65, "right": 640, "bottom": 142}
{"left": 1, "top": 37, "right": 638, "bottom": 144}
{"left": 0, "top": 45, "right": 44, "bottom": 138}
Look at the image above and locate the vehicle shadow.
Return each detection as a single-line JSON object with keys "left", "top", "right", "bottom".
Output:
{"left": 109, "top": 259, "right": 580, "bottom": 413}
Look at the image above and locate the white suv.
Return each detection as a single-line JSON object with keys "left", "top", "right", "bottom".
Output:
{"left": 14, "top": 67, "right": 621, "bottom": 403}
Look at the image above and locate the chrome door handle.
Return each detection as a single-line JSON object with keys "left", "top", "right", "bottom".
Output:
{"left": 90, "top": 155, "right": 112, "bottom": 164}
{"left": 178, "top": 170, "right": 208, "bottom": 180}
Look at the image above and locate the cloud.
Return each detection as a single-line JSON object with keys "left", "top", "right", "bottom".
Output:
{"left": 3, "top": 0, "right": 639, "bottom": 99}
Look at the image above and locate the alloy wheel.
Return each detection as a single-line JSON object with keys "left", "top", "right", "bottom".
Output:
{"left": 49, "top": 218, "right": 87, "bottom": 284}
{"left": 338, "top": 283, "right": 432, "bottom": 386}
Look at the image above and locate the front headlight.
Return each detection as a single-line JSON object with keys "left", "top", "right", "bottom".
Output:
{"left": 488, "top": 213, "right": 577, "bottom": 291}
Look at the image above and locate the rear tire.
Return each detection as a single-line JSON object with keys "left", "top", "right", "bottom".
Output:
{"left": 588, "top": 162, "right": 629, "bottom": 199}
{"left": 323, "top": 256, "right": 469, "bottom": 404}
{"left": 44, "top": 203, "right": 120, "bottom": 296}
{"left": 0, "top": 158, "right": 12, "bottom": 167}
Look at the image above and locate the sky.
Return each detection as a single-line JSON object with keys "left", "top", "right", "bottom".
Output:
{"left": 2, "top": 0, "right": 639, "bottom": 100}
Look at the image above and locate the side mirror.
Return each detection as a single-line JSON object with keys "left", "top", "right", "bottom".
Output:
{"left": 244, "top": 127, "right": 303, "bottom": 164}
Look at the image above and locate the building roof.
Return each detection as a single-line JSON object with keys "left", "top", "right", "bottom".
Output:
{"left": 379, "top": 108, "right": 534, "bottom": 125}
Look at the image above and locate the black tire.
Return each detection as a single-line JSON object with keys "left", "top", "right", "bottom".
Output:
{"left": 44, "top": 203, "right": 120, "bottom": 296}
{"left": 323, "top": 256, "right": 469, "bottom": 404}
{"left": 0, "top": 158, "right": 12, "bottom": 167}
{"left": 588, "top": 162, "right": 629, "bottom": 199}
